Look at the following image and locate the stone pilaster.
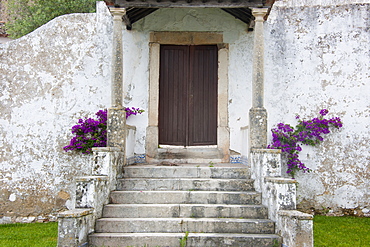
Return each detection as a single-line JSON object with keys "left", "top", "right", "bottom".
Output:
{"left": 249, "top": 108, "right": 267, "bottom": 149}
{"left": 249, "top": 8, "right": 269, "bottom": 149}
{"left": 110, "top": 8, "right": 126, "bottom": 108}
{"left": 108, "top": 8, "right": 126, "bottom": 148}
{"left": 107, "top": 108, "right": 126, "bottom": 148}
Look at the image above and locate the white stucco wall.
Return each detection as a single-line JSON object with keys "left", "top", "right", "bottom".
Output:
{"left": 265, "top": 0, "right": 369, "bottom": 212}
{"left": 123, "top": 0, "right": 369, "bottom": 212}
{"left": 0, "top": 0, "right": 368, "bottom": 220}
{"left": 0, "top": 2, "right": 113, "bottom": 221}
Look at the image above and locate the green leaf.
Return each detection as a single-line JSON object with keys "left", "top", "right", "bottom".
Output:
{"left": 6, "top": 0, "right": 96, "bottom": 38}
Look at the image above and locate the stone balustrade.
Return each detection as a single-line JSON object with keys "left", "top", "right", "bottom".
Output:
{"left": 250, "top": 149, "right": 314, "bottom": 247}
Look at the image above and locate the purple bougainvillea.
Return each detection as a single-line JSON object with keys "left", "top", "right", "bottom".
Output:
{"left": 125, "top": 107, "right": 145, "bottom": 119}
{"left": 268, "top": 109, "right": 343, "bottom": 178}
{"left": 64, "top": 108, "right": 144, "bottom": 154}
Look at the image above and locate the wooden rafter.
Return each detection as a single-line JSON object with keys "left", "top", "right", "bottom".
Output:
{"left": 113, "top": 0, "right": 275, "bottom": 30}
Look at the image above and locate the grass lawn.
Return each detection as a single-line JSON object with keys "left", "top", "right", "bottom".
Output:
{"left": 0, "top": 216, "right": 369, "bottom": 246}
{"left": 0, "top": 222, "right": 58, "bottom": 247}
{"left": 314, "top": 215, "right": 370, "bottom": 247}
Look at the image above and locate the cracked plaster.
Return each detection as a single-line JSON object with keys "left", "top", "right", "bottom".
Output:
{"left": 266, "top": 1, "right": 369, "bottom": 211}
{"left": 0, "top": 2, "right": 112, "bottom": 220}
{"left": 0, "top": 0, "right": 369, "bottom": 220}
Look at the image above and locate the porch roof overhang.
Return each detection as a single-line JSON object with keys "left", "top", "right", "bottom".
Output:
{"left": 111, "top": 0, "right": 275, "bottom": 30}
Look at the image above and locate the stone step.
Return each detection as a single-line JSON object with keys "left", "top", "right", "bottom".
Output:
{"left": 157, "top": 147, "right": 224, "bottom": 162}
{"left": 95, "top": 218, "right": 275, "bottom": 234}
{"left": 102, "top": 204, "right": 268, "bottom": 219}
{"left": 88, "top": 164, "right": 282, "bottom": 247}
{"left": 89, "top": 232, "right": 282, "bottom": 247}
{"left": 116, "top": 178, "right": 255, "bottom": 191}
{"left": 122, "top": 165, "right": 250, "bottom": 179}
{"left": 110, "top": 191, "right": 262, "bottom": 205}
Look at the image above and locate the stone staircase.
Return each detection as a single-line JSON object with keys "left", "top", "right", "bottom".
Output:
{"left": 89, "top": 163, "right": 282, "bottom": 247}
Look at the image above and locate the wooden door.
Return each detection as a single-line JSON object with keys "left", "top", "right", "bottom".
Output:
{"left": 159, "top": 45, "right": 218, "bottom": 146}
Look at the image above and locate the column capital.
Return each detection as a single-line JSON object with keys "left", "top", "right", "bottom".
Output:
{"left": 252, "top": 8, "right": 269, "bottom": 22}
{"left": 109, "top": 7, "right": 126, "bottom": 20}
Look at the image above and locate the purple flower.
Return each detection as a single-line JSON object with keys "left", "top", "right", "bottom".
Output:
{"left": 319, "top": 109, "right": 329, "bottom": 116}
{"left": 125, "top": 107, "right": 144, "bottom": 119}
{"left": 64, "top": 108, "right": 144, "bottom": 154}
{"left": 267, "top": 110, "right": 343, "bottom": 177}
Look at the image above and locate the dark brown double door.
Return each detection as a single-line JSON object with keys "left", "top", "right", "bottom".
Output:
{"left": 159, "top": 45, "right": 218, "bottom": 146}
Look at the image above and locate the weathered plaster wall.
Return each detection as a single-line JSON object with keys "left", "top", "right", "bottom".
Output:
{"left": 126, "top": 6, "right": 368, "bottom": 215}
{"left": 1, "top": 0, "right": 368, "bottom": 220}
{"left": 0, "top": 2, "right": 113, "bottom": 222}
{"left": 124, "top": 2, "right": 369, "bottom": 213}
{"left": 265, "top": 0, "right": 369, "bottom": 213}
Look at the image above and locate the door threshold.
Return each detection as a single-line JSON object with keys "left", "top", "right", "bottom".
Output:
{"left": 156, "top": 146, "right": 223, "bottom": 162}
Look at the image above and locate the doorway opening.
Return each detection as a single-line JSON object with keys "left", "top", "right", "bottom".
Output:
{"left": 146, "top": 32, "right": 230, "bottom": 162}
{"left": 158, "top": 45, "right": 218, "bottom": 146}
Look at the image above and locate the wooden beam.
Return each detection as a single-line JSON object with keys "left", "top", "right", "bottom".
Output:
{"left": 221, "top": 8, "right": 253, "bottom": 26}
{"left": 123, "top": 14, "right": 132, "bottom": 30}
{"left": 126, "top": 8, "right": 158, "bottom": 24}
{"left": 114, "top": 0, "right": 265, "bottom": 8}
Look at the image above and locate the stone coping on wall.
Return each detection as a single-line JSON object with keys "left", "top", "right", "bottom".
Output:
{"left": 264, "top": 177, "right": 298, "bottom": 184}
{"left": 92, "top": 147, "right": 123, "bottom": 152}
{"left": 76, "top": 176, "right": 109, "bottom": 182}
{"left": 278, "top": 210, "right": 313, "bottom": 220}
{"left": 57, "top": 208, "right": 94, "bottom": 218}
{"left": 251, "top": 148, "right": 282, "bottom": 154}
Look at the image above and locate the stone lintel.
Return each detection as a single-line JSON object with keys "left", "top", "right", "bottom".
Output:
{"left": 150, "top": 32, "right": 223, "bottom": 45}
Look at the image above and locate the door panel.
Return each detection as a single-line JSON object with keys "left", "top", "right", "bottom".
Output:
{"left": 189, "top": 45, "right": 218, "bottom": 145}
{"left": 159, "top": 45, "right": 217, "bottom": 146}
{"left": 159, "top": 45, "right": 189, "bottom": 145}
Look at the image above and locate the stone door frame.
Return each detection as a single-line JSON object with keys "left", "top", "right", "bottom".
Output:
{"left": 145, "top": 31, "right": 230, "bottom": 162}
